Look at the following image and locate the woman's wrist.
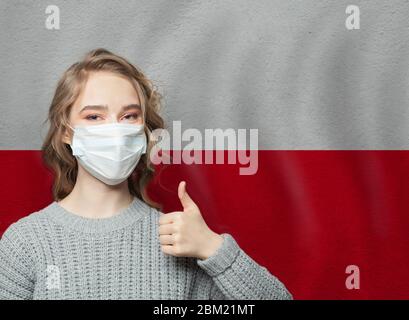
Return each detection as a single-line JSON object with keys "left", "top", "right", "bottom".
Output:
{"left": 197, "top": 232, "right": 224, "bottom": 261}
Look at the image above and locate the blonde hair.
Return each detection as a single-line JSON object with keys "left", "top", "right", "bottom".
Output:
{"left": 41, "top": 48, "right": 164, "bottom": 209}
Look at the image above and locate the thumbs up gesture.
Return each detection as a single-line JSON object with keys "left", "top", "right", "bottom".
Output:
{"left": 158, "top": 181, "right": 224, "bottom": 260}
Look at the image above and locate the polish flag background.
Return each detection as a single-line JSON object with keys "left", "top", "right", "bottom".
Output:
{"left": 1, "top": 1, "right": 409, "bottom": 299}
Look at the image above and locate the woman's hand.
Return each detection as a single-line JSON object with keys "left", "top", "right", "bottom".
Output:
{"left": 158, "top": 181, "right": 224, "bottom": 260}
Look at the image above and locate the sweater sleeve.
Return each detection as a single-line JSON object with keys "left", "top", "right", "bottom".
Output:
{"left": 196, "top": 233, "right": 293, "bottom": 300}
{"left": 0, "top": 223, "right": 35, "bottom": 300}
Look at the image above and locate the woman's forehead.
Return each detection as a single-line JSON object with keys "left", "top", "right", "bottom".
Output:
{"left": 73, "top": 71, "right": 141, "bottom": 112}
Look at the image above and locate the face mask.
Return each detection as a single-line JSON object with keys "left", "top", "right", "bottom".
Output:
{"left": 68, "top": 122, "right": 147, "bottom": 185}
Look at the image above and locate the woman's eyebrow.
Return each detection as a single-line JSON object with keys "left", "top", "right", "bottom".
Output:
{"left": 79, "top": 104, "right": 141, "bottom": 114}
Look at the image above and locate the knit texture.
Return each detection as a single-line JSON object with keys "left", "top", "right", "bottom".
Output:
{"left": 0, "top": 197, "right": 293, "bottom": 300}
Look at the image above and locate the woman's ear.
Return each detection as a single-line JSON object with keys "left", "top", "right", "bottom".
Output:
{"left": 62, "top": 127, "right": 72, "bottom": 145}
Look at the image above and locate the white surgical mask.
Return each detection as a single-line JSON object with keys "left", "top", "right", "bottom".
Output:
{"left": 68, "top": 122, "right": 147, "bottom": 185}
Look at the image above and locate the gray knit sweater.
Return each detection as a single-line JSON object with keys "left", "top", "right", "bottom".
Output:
{"left": 0, "top": 197, "right": 292, "bottom": 300}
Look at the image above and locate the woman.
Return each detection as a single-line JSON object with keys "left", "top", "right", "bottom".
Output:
{"left": 0, "top": 48, "right": 292, "bottom": 300}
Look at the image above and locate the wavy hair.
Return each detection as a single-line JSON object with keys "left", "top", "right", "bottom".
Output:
{"left": 41, "top": 48, "right": 164, "bottom": 209}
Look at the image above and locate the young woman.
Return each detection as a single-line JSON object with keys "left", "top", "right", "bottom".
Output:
{"left": 0, "top": 48, "right": 292, "bottom": 300}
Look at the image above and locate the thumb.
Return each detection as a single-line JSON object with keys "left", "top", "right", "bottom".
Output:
{"left": 178, "top": 181, "right": 195, "bottom": 210}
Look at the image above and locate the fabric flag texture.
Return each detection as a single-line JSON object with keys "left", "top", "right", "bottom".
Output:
{"left": 1, "top": 1, "right": 409, "bottom": 299}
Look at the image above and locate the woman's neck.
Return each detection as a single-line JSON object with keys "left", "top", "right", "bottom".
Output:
{"left": 57, "top": 169, "right": 134, "bottom": 219}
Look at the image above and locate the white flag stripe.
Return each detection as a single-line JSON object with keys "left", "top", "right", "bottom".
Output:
{"left": 0, "top": 1, "right": 408, "bottom": 149}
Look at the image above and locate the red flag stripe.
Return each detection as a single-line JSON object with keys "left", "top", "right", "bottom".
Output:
{"left": 1, "top": 150, "right": 409, "bottom": 299}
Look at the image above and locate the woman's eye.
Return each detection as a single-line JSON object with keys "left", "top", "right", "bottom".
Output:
{"left": 123, "top": 113, "right": 139, "bottom": 120}
{"left": 85, "top": 114, "right": 101, "bottom": 121}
